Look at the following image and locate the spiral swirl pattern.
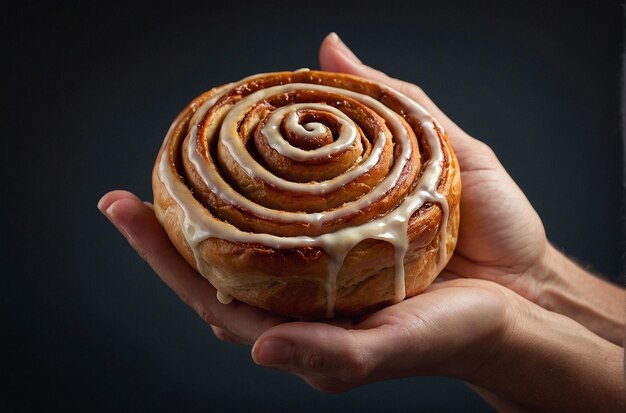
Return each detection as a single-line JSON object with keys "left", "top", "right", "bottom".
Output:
{"left": 153, "top": 70, "right": 460, "bottom": 319}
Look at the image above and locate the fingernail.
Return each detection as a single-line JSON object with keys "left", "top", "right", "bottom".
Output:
{"left": 105, "top": 202, "right": 118, "bottom": 219}
{"left": 330, "top": 32, "right": 361, "bottom": 64}
{"left": 103, "top": 201, "right": 133, "bottom": 244}
{"left": 97, "top": 195, "right": 110, "bottom": 214}
{"left": 253, "top": 337, "right": 293, "bottom": 366}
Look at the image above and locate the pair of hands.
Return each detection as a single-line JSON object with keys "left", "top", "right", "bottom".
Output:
{"left": 99, "top": 34, "right": 625, "bottom": 411}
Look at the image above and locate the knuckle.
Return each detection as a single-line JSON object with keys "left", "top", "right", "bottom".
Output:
{"left": 178, "top": 290, "right": 194, "bottom": 308}
{"left": 476, "top": 141, "right": 498, "bottom": 161}
{"left": 396, "top": 81, "right": 412, "bottom": 96}
{"left": 297, "top": 347, "right": 367, "bottom": 379}
{"left": 135, "top": 246, "right": 151, "bottom": 262}
{"left": 305, "top": 352, "right": 325, "bottom": 371}
{"left": 293, "top": 336, "right": 371, "bottom": 388}
{"left": 294, "top": 349, "right": 326, "bottom": 372}
{"left": 397, "top": 80, "right": 425, "bottom": 99}
{"left": 194, "top": 303, "right": 217, "bottom": 326}
{"left": 212, "top": 326, "right": 233, "bottom": 342}
{"left": 177, "top": 289, "right": 218, "bottom": 326}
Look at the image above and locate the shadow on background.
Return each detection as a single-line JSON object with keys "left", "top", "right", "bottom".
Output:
{"left": 2, "top": 1, "right": 623, "bottom": 411}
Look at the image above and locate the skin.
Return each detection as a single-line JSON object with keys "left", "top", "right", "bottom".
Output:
{"left": 98, "top": 33, "right": 626, "bottom": 411}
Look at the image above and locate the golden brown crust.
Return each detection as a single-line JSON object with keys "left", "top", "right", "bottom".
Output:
{"left": 152, "top": 70, "right": 461, "bottom": 320}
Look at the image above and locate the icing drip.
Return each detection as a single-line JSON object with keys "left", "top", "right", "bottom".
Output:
{"left": 216, "top": 291, "right": 234, "bottom": 305}
{"left": 324, "top": 257, "right": 343, "bottom": 318}
{"left": 158, "top": 74, "right": 450, "bottom": 317}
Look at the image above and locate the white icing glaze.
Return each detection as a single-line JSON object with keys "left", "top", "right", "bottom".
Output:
{"left": 261, "top": 103, "right": 358, "bottom": 161}
{"left": 218, "top": 84, "right": 395, "bottom": 196}
{"left": 158, "top": 73, "right": 450, "bottom": 318}
{"left": 189, "top": 84, "right": 400, "bottom": 225}
{"left": 216, "top": 291, "right": 234, "bottom": 305}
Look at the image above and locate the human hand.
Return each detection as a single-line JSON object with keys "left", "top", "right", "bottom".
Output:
{"left": 245, "top": 34, "right": 626, "bottom": 408}
{"left": 97, "top": 35, "right": 625, "bottom": 410}
{"left": 95, "top": 192, "right": 626, "bottom": 410}
{"left": 251, "top": 276, "right": 626, "bottom": 411}
{"left": 96, "top": 193, "right": 516, "bottom": 400}
{"left": 319, "top": 34, "right": 548, "bottom": 302}
{"left": 97, "top": 190, "right": 289, "bottom": 344}
{"left": 318, "top": 33, "right": 625, "bottom": 344}
{"left": 251, "top": 277, "right": 513, "bottom": 393}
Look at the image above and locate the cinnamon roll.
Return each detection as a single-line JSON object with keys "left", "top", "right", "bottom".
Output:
{"left": 152, "top": 70, "right": 461, "bottom": 319}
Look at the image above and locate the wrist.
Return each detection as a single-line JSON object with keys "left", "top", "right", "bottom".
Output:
{"left": 534, "top": 243, "right": 625, "bottom": 345}
{"left": 468, "top": 302, "right": 626, "bottom": 411}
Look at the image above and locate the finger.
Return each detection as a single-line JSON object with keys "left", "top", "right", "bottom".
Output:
{"left": 97, "top": 190, "right": 141, "bottom": 238}
{"left": 318, "top": 33, "right": 469, "bottom": 143}
{"left": 251, "top": 322, "right": 372, "bottom": 391}
{"left": 251, "top": 280, "right": 510, "bottom": 391}
{"left": 251, "top": 319, "right": 425, "bottom": 393}
{"left": 210, "top": 325, "right": 249, "bottom": 346}
{"left": 98, "top": 191, "right": 288, "bottom": 343}
{"left": 320, "top": 33, "right": 509, "bottom": 176}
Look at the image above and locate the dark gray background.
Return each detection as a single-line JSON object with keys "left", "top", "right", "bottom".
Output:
{"left": 3, "top": 1, "right": 624, "bottom": 411}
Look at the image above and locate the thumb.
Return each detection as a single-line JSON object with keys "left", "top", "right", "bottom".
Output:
{"left": 252, "top": 322, "right": 396, "bottom": 392}
{"left": 246, "top": 305, "right": 442, "bottom": 392}
{"left": 318, "top": 32, "right": 469, "bottom": 145}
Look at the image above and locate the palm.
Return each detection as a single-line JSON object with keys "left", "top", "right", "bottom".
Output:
{"left": 276, "top": 278, "right": 512, "bottom": 393}
{"left": 444, "top": 132, "right": 547, "bottom": 297}
{"left": 364, "top": 278, "right": 510, "bottom": 365}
